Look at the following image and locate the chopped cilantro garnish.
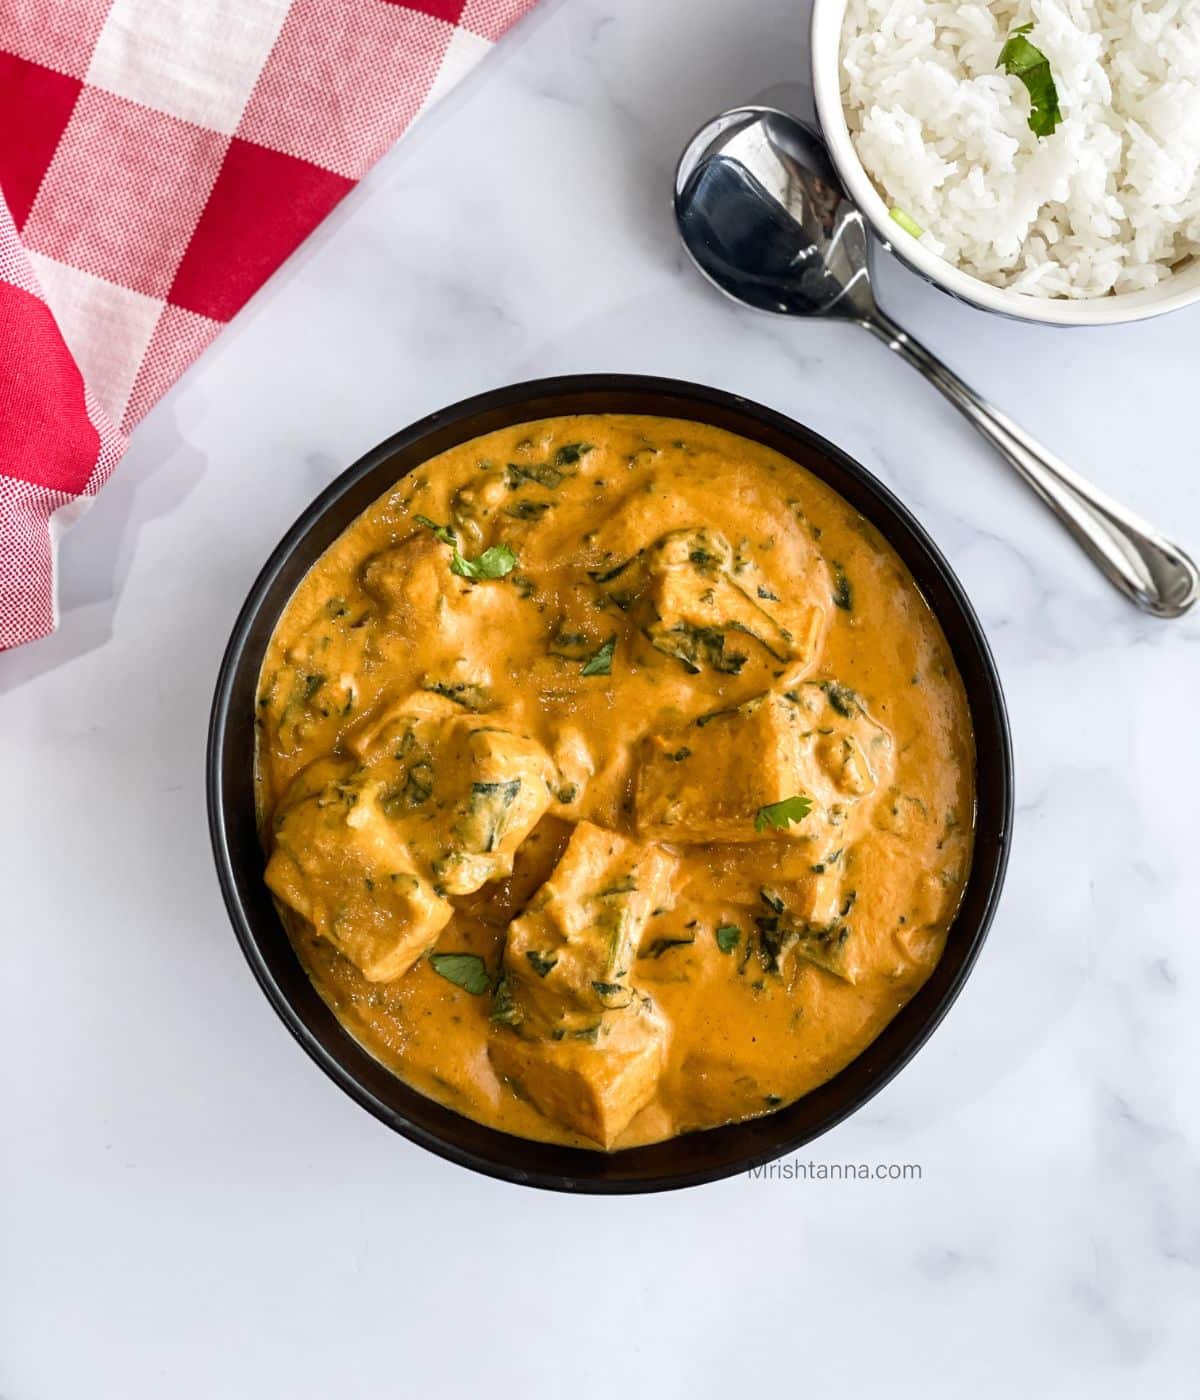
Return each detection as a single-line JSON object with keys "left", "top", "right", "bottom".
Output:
{"left": 832, "top": 562, "right": 853, "bottom": 612}
{"left": 580, "top": 637, "right": 616, "bottom": 677}
{"left": 450, "top": 543, "right": 518, "bottom": 580}
{"left": 997, "top": 25, "right": 1062, "bottom": 138}
{"left": 429, "top": 953, "right": 491, "bottom": 995}
{"left": 413, "top": 514, "right": 456, "bottom": 546}
{"left": 554, "top": 442, "right": 592, "bottom": 466}
{"left": 414, "top": 513, "right": 516, "bottom": 580}
{"left": 525, "top": 950, "right": 558, "bottom": 978}
{"left": 715, "top": 924, "right": 741, "bottom": 954}
{"left": 754, "top": 794, "right": 814, "bottom": 834}
{"left": 490, "top": 974, "right": 521, "bottom": 1025}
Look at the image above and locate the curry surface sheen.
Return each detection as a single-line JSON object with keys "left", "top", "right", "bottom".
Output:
{"left": 255, "top": 416, "right": 975, "bottom": 1150}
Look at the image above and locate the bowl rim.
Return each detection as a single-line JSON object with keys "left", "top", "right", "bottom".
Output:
{"left": 207, "top": 373, "right": 1014, "bottom": 1193}
{"left": 809, "top": 0, "right": 1200, "bottom": 327}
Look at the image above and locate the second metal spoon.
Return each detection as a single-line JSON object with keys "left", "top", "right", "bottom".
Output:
{"left": 674, "top": 106, "right": 1198, "bottom": 619}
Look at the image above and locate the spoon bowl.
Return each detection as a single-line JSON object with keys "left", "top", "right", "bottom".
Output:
{"left": 673, "top": 106, "right": 1198, "bottom": 619}
{"left": 675, "top": 107, "right": 873, "bottom": 320}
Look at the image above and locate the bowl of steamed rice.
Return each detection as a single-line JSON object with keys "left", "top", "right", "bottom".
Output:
{"left": 811, "top": 0, "right": 1200, "bottom": 324}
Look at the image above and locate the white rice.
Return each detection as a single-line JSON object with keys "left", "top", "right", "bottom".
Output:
{"left": 840, "top": 0, "right": 1200, "bottom": 297}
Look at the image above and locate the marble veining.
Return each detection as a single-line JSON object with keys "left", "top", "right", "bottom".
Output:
{"left": 1, "top": 1, "right": 1197, "bottom": 1395}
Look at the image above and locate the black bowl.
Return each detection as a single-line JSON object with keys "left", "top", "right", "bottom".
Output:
{"left": 207, "top": 374, "right": 1013, "bottom": 1193}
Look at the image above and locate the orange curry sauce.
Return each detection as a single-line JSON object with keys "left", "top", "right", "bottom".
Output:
{"left": 255, "top": 416, "right": 975, "bottom": 1149}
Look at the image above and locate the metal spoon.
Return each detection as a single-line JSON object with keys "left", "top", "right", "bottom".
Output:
{"left": 674, "top": 106, "right": 1198, "bottom": 619}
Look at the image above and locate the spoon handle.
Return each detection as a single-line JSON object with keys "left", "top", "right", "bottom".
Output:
{"left": 864, "top": 310, "right": 1198, "bottom": 618}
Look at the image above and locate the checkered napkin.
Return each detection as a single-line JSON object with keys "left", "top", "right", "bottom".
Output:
{"left": 0, "top": 0, "right": 535, "bottom": 650}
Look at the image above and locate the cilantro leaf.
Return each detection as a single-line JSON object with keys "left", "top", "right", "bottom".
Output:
{"left": 580, "top": 637, "right": 616, "bottom": 677}
{"left": 415, "top": 510, "right": 517, "bottom": 580}
{"left": 450, "top": 544, "right": 518, "bottom": 580}
{"left": 715, "top": 924, "right": 741, "bottom": 954}
{"left": 997, "top": 26, "right": 1062, "bottom": 138}
{"left": 554, "top": 442, "right": 593, "bottom": 466}
{"left": 525, "top": 950, "right": 558, "bottom": 978}
{"left": 644, "top": 935, "right": 696, "bottom": 958}
{"left": 760, "top": 887, "right": 786, "bottom": 914}
{"left": 820, "top": 680, "right": 859, "bottom": 718}
{"left": 413, "top": 513, "right": 457, "bottom": 546}
{"left": 754, "top": 794, "right": 814, "bottom": 834}
{"left": 832, "top": 562, "right": 853, "bottom": 612}
{"left": 429, "top": 953, "right": 492, "bottom": 995}
{"left": 490, "top": 974, "right": 521, "bottom": 1025}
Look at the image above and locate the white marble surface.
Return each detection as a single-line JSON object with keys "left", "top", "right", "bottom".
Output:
{"left": 3, "top": 1, "right": 1198, "bottom": 1394}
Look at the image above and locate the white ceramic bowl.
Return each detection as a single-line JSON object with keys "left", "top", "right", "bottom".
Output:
{"left": 810, "top": 0, "right": 1200, "bottom": 326}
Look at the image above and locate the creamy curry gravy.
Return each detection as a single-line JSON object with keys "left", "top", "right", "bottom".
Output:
{"left": 256, "top": 416, "right": 975, "bottom": 1150}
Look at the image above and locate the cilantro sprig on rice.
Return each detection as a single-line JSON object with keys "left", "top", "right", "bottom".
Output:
{"left": 997, "top": 23, "right": 1063, "bottom": 138}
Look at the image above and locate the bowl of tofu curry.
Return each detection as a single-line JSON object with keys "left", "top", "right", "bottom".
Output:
{"left": 211, "top": 378, "right": 1011, "bottom": 1189}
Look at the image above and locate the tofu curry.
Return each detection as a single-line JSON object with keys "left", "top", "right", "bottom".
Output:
{"left": 255, "top": 416, "right": 975, "bottom": 1150}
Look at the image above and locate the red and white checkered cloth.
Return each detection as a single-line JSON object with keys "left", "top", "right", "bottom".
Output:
{"left": 0, "top": 0, "right": 535, "bottom": 650}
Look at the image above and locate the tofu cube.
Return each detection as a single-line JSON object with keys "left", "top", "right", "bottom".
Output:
{"left": 636, "top": 694, "right": 813, "bottom": 844}
{"left": 265, "top": 757, "right": 452, "bottom": 982}
{"left": 593, "top": 528, "right": 822, "bottom": 678}
{"left": 786, "top": 680, "right": 894, "bottom": 802}
{"left": 501, "top": 821, "right": 676, "bottom": 1018}
{"left": 420, "top": 723, "right": 557, "bottom": 894}
{"left": 489, "top": 821, "right": 675, "bottom": 1145}
{"left": 753, "top": 877, "right": 863, "bottom": 984}
{"left": 361, "top": 531, "right": 519, "bottom": 653}
{"left": 489, "top": 1003, "right": 667, "bottom": 1148}
{"left": 642, "top": 530, "right": 800, "bottom": 671}
{"left": 349, "top": 706, "right": 557, "bottom": 897}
